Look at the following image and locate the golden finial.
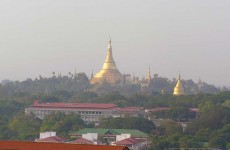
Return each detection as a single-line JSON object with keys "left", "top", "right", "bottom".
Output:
{"left": 108, "top": 36, "right": 112, "bottom": 50}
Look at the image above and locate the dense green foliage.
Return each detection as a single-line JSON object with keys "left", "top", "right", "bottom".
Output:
{"left": 0, "top": 72, "right": 220, "bottom": 98}
{"left": 150, "top": 107, "right": 196, "bottom": 121}
{"left": 91, "top": 76, "right": 220, "bottom": 96}
{"left": 185, "top": 104, "right": 230, "bottom": 149}
{"left": 8, "top": 113, "right": 42, "bottom": 140}
{"left": 40, "top": 113, "right": 86, "bottom": 137}
{"left": 2, "top": 72, "right": 90, "bottom": 97}
{"left": 70, "top": 91, "right": 230, "bottom": 109}
{"left": 98, "top": 117, "right": 155, "bottom": 133}
{"left": 0, "top": 112, "right": 87, "bottom": 140}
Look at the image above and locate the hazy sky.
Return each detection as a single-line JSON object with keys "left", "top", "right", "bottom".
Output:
{"left": 0, "top": 0, "right": 229, "bottom": 86}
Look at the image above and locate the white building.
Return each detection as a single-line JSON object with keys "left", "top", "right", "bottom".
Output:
{"left": 25, "top": 100, "right": 118, "bottom": 123}
{"left": 39, "top": 132, "right": 56, "bottom": 140}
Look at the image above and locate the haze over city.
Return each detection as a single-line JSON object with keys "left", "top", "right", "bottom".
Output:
{"left": 0, "top": 0, "right": 229, "bottom": 86}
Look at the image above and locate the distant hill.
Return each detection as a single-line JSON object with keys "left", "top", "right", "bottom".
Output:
{"left": 0, "top": 72, "right": 220, "bottom": 97}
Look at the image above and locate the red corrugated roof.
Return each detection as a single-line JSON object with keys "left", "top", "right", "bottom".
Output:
{"left": 31, "top": 101, "right": 118, "bottom": 110}
{"left": 70, "top": 138, "right": 93, "bottom": 144}
{"left": 118, "top": 107, "right": 143, "bottom": 112}
{"left": 114, "top": 138, "right": 144, "bottom": 145}
{"left": 36, "top": 136, "right": 67, "bottom": 143}
{"left": 146, "top": 107, "right": 199, "bottom": 113}
{"left": 0, "top": 140, "right": 129, "bottom": 150}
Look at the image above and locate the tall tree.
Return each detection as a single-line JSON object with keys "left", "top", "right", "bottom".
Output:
{"left": 8, "top": 113, "right": 42, "bottom": 140}
{"left": 40, "top": 112, "right": 86, "bottom": 137}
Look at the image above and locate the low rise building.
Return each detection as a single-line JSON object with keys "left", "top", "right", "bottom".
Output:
{"left": 70, "top": 128, "right": 148, "bottom": 145}
{"left": 25, "top": 101, "right": 147, "bottom": 124}
{"left": 113, "top": 107, "right": 145, "bottom": 118}
{"left": 25, "top": 100, "right": 118, "bottom": 123}
{"left": 114, "top": 138, "right": 147, "bottom": 150}
{"left": 39, "top": 132, "right": 56, "bottom": 140}
{"left": 36, "top": 131, "right": 67, "bottom": 143}
{"left": 25, "top": 100, "right": 198, "bottom": 126}
{"left": 36, "top": 136, "right": 67, "bottom": 143}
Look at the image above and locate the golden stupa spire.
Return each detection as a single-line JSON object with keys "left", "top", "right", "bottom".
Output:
{"left": 102, "top": 38, "right": 117, "bottom": 70}
{"left": 90, "top": 39, "right": 123, "bottom": 84}
{"left": 146, "top": 67, "right": 152, "bottom": 81}
{"left": 173, "top": 74, "right": 185, "bottom": 96}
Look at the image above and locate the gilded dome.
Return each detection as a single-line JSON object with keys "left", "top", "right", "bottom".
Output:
{"left": 173, "top": 75, "right": 185, "bottom": 96}
{"left": 90, "top": 40, "right": 123, "bottom": 84}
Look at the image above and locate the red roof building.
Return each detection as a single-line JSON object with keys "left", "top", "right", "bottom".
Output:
{"left": 115, "top": 138, "right": 144, "bottom": 145}
{"left": 25, "top": 100, "right": 118, "bottom": 123}
{"left": 31, "top": 100, "right": 117, "bottom": 110}
{"left": 114, "top": 138, "right": 147, "bottom": 150}
{"left": 113, "top": 107, "right": 145, "bottom": 118}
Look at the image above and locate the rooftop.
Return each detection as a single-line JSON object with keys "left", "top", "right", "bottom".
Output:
{"left": 117, "top": 107, "right": 143, "bottom": 112}
{"left": 30, "top": 100, "right": 118, "bottom": 110}
{"left": 70, "top": 138, "right": 93, "bottom": 144}
{"left": 0, "top": 141, "right": 129, "bottom": 150}
{"left": 36, "top": 136, "right": 67, "bottom": 143}
{"left": 73, "top": 128, "right": 148, "bottom": 137}
{"left": 115, "top": 138, "right": 145, "bottom": 145}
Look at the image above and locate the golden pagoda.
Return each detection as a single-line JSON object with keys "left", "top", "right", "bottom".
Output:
{"left": 146, "top": 67, "right": 152, "bottom": 81}
{"left": 90, "top": 39, "right": 123, "bottom": 84}
{"left": 173, "top": 74, "right": 185, "bottom": 96}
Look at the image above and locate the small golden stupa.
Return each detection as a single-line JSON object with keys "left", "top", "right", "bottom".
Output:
{"left": 90, "top": 39, "right": 123, "bottom": 84}
{"left": 173, "top": 74, "right": 185, "bottom": 96}
{"left": 146, "top": 67, "right": 152, "bottom": 81}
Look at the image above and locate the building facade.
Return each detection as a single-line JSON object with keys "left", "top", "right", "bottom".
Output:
{"left": 25, "top": 100, "right": 118, "bottom": 123}
{"left": 25, "top": 100, "right": 146, "bottom": 123}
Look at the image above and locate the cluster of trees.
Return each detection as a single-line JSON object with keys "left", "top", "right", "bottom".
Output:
{"left": 1, "top": 72, "right": 90, "bottom": 97}
{"left": 186, "top": 103, "right": 230, "bottom": 149}
{"left": 92, "top": 76, "right": 220, "bottom": 96}
{"left": 0, "top": 100, "right": 24, "bottom": 140}
{"left": 0, "top": 76, "right": 230, "bottom": 149}
{"left": 150, "top": 107, "right": 196, "bottom": 122}
{"left": 0, "top": 72, "right": 220, "bottom": 99}
{"left": 0, "top": 110, "right": 88, "bottom": 140}
{"left": 98, "top": 117, "right": 155, "bottom": 133}
{"left": 72, "top": 91, "right": 230, "bottom": 109}
{"left": 148, "top": 101, "right": 230, "bottom": 149}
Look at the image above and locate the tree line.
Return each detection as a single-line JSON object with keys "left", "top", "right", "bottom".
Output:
{"left": 0, "top": 72, "right": 221, "bottom": 99}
